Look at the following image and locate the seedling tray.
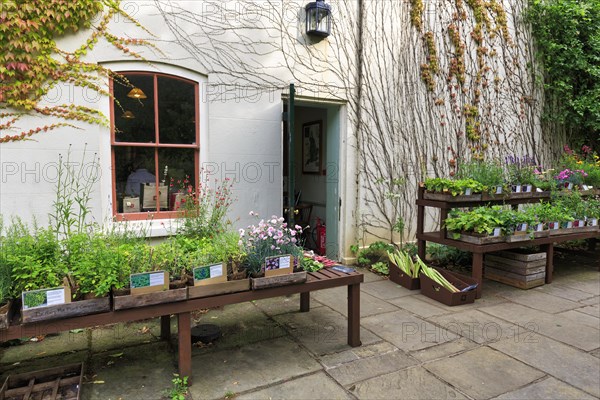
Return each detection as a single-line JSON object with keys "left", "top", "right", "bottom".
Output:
{"left": 419, "top": 267, "right": 477, "bottom": 306}
{"left": 0, "top": 362, "right": 83, "bottom": 400}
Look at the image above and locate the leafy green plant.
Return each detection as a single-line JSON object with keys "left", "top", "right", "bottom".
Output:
{"left": 423, "top": 178, "right": 485, "bottom": 195}
{"left": 426, "top": 243, "right": 471, "bottom": 266}
{"left": 354, "top": 241, "right": 395, "bottom": 268}
{"left": 165, "top": 374, "right": 188, "bottom": 400}
{"left": 302, "top": 257, "right": 324, "bottom": 272}
{"left": 456, "top": 160, "right": 505, "bottom": 189}
{"left": 371, "top": 261, "right": 389, "bottom": 275}
{"left": 388, "top": 250, "right": 420, "bottom": 278}
{"left": 528, "top": 0, "right": 600, "bottom": 146}
{"left": 444, "top": 206, "right": 506, "bottom": 235}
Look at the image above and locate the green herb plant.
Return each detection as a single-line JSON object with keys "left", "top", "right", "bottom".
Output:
{"left": 371, "top": 261, "right": 389, "bottom": 275}
{"left": 165, "top": 374, "right": 188, "bottom": 400}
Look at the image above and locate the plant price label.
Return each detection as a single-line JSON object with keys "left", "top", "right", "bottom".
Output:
{"left": 210, "top": 264, "right": 223, "bottom": 278}
{"left": 492, "top": 228, "right": 501, "bottom": 237}
{"left": 46, "top": 288, "right": 66, "bottom": 306}
{"left": 148, "top": 272, "right": 165, "bottom": 287}
{"left": 495, "top": 186, "right": 502, "bottom": 194}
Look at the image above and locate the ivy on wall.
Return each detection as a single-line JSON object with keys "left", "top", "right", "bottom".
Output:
{"left": 0, "top": 0, "right": 150, "bottom": 143}
{"left": 527, "top": 0, "right": 600, "bottom": 147}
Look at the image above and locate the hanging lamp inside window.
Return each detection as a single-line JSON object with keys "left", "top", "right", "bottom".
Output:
{"left": 121, "top": 110, "right": 135, "bottom": 119}
{"left": 127, "top": 87, "right": 147, "bottom": 99}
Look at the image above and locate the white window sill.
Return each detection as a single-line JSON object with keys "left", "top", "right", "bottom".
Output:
{"left": 110, "top": 218, "right": 184, "bottom": 238}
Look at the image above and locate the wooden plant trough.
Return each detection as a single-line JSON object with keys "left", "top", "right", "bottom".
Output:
{"left": 251, "top": 271, "right": 307, "bottom": 290}
{"left": 188, "top": 279, "right": 250, "bottom": 299}
{"left": 484, "top": 250, "right": 546, "bottom": 289}
{"left": 0, "top": 362, "right": 83, "bottom": 400}
{"left": 419, "top": 267, "right": 477, "bottom": 306}
{"left": 423, "top": 192, "right": 482, "bottom": 202}
{"left": 0, "top": 300, "right": 14, "bottom": 330}
{"left": 504, "top": 232, "right": 532, "bottom": 243}
{"left": 21, "top": 297, "right": 110, "bottom": 325}
{"left": 447, "top": 231, "right": 505, "bottom": 245}
{"left": 112, "top": 286, "right": 187, "bottom": 311}
{"left": 388, "top": 263, "right": 420, "bottom": 290}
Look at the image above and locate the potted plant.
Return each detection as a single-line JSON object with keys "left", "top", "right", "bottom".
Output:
{"left": 584, "top": 198, "right": 600, "bottom": 228}
{"left": 444, "top": 206, "right": 506, "bottom": 244}
{"left": 239, "top": 213, "right": 307, "bottom": 289}
{"left": 555, "top": 169, "right": 588, "bottom": 190}
{"left": 457, "top": 159, "right": 506, "bottom": 199}
{"left": 423, "top": 178, "right": 485, "bottom": 201}
{"left": 505, "top": 155, "right": 537, "bottom": 196}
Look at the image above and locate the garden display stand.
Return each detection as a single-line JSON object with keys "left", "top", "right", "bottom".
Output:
{"left": 416, "top": 186, "right": 600, "bottom": 298}
{"left": 0, "top": 268, "right": 363, "bottom": 386}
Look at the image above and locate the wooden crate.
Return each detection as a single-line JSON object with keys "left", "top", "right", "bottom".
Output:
{"left": 0, "top": 362, "right": 83, "bottom": 400}
{"left": 484, "top": 250, "right": 546, "bottom": 289}
{"left": 113, "top": 287, "right": 187, "bottom": 311}
{"left": 388, "top": 263, "right": 420, "bottom": 290}
{"left": 419, "top": 267, "right": 478, "bottom": 306}
{"left": 21, "top": 297, "right": 110, "bottom": 324}
{"left": 188, "top": 279, "right": 250, "bottom": 299}
{"left": 251, "top": 271, "right": 307, "bottom": 290}
{"left": 447, "top": 231, "right": 505, "bottom": 245}
{"left": 0, "top": 300, "right": 14, "bottom": 330}
{"left": 423, "top": 192, "right": 482, "bottom": 202}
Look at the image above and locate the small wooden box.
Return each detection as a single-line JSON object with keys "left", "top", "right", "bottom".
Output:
{"left": 420, "top": 267, "right": 477, "bottom": 306}
{"left": 389, "top": 263, "right": 420, "bottom": 290}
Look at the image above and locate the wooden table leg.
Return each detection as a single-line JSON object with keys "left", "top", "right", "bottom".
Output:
{"left": 300, "top": 292, "right": 310, "bottom": 312}
{"left": 472, "top": 253, "right": 484, "bottom": 299}
{"left": 160, "top": 315, "right": 171, "bottom": 341}
{"left": 347, "top": 284, "right": 361, "bottom": 347}
{"left": 542, "top": 243, "right": 554, "bottom": 283}
{"left": 177, "top": 312, "right": 192, "bottom": 385}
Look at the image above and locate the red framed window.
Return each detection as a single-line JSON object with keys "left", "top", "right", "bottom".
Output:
{"left": 111, "top": 72, "right": 199, "bottom": 219}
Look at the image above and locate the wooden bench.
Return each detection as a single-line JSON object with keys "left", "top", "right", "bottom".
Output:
{"left": 0, "top": 269, "right": 363, "bottom": 385}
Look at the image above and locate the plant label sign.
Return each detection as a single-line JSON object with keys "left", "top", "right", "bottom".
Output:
{"left": 130, "top": 271, "right": 169, "bottom": 295}
{"left": 22, "top": 286, "right": 71, "bottom": 310}
{"left": 492, "top": 228, "right": 502, "bottom": 237}
{"left": 523, "top": 184, "right": 533, "bottom": 193}
{"left": 264, "top": 255, "right": 293, "bottom": 277}
{"left": 193, "top": 263, "right": 227, "bottom": 286}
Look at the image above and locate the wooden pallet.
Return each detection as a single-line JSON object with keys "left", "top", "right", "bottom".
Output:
{"left": 0, "top": 362, "right": 83, "bottom": 400}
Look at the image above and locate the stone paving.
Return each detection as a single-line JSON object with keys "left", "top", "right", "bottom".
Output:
{"left": 1, "top": 249, "right": 598, "bottom": 399}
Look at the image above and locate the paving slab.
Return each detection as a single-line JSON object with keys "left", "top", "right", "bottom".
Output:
{"left": 327, "top": 349, "right": 417, "bottom": 386}
{"left": 237, "top": 372, "right": 352, "bottom": 400}
{"left": 579, "top": 296, "right": 600, "bottom": 306}
{"left": 429, "top": 309, "right": 522, "bottom": 344}
{"left": 252, "top": 293, "right": 323, "bottom": 316}
{"left": 490, "top": 333, "right": 600, "bottom": 397}
{"left": 409, "top": 337, "right": 479, "bottom": 363}
{"left": 424, "top": 346, "right": 545, "bottom": 399}
{"left": 497, "top": 290, "right": 581, "bottom": 314}
{"left": 353, "top": 267, "right": 384, "bottom": 283}
{"left": 1, "top": 330, "right": 89, "bottom": 365}
{"left": 535, "top": 284, "right": 597, "bottom": 302}
{"left": 188, "top": 337, "right": 321, "bottom": 400}
{"left": 411, "top": 291, "right": 509, "bottom": 312}
{"left": 555, "top": 309, "right": 600, "bottom": 329}
{"left": 482, "top": 302, "right": 600, "bottom": 351}
{"left": 590, "top": 348, "right": 600, "bottom": 358}
{"left": 312, "top": 286, "right": 399, "bottom": 317}
{"left": 362, "top": 310, "right": 458, "bottom": 352}
{"left": 576, "top": 304, "right": 600, "bottom": 318}
{"left": 90, "top": 320, "right": 163, "bottom": 353}
{"left": 349, "top": 366, "right": 468, "bottom": 400}
{"left": 388, "top": 295, "right": 451, "bottom": 318}
{"left": 192, "top": 302, "right": 287, "bottom": 354}
{"left": 82, "top": 342, "right": 175, "bottom": 400}
{"left": 319, "top": 341, "right": 398, "bottom": 368}
{"left": 492, "top": 376, "right": 596, "bottom": 400}
{"left": 560, "top": 279, "right": 600, "bottom": 296}
{"left": 360, "top": 279, "right": 415, "bottom": 300}
{"left": 274, "top": 306, "right": 381, "bottom": 355}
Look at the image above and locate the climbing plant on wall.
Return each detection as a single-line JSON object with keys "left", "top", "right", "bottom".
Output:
{"left": 527, "top": 0, "right": 600, "bottom": 148}
{"left": 0, "top": 0, "right": 150, "bottom": 143}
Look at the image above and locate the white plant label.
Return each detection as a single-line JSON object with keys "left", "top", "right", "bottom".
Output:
{"left": 45, "top": 288, "right": 66, "bottom": 306}
{"left": 149, "top": 272, "right": 165, "bottom": 287}
{"left": 492, "top": 228, "right": 501, "bottom": 237}
{"left": 209, "top": 264, "right": 223, "bottom": 278}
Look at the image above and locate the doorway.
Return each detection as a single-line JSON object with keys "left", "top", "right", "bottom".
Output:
{"left": 283, "top": 101, "right": 342, "bottom": 260}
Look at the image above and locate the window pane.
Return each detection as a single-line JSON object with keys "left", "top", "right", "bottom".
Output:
{"left": 158, "top": 148, "right": 197, "bottom": 210}
{"left": 114, "top": 74, "right": 156, "bottom": 143}
{"left": 115, "top": 147, "right": 158, "bottom": 213}
{"left": 158, "top": 76, "right": 196, "bottom": 144}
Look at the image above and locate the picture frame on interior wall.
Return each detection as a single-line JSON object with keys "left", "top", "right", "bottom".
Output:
{"left": 302, "top": 120, "right": 322, "bottom": 174}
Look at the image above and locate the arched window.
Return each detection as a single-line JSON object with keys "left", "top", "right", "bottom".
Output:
{"left": 111, "top": 72, "right": 199, "bottom": 218}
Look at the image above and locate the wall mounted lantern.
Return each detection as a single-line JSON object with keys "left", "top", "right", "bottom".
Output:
{"left": 305, "top": 0, "right": 331, "bottom": 38}
{"left": 127, "top": 87, "right": 147, "bottom": 99}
